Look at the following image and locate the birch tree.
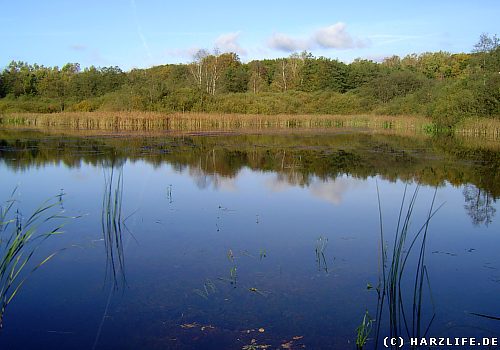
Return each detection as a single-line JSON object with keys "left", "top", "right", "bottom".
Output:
{"left": 189, "top": 49, "right": 209, "bottom": 90}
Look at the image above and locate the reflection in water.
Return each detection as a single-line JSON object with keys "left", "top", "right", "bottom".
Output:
{"left": 0, "top": 131, "right": 499, "bottom": 349}
{"left": 267, "top": 175, "right": 365, "bottom": 205}
{"left": 0, "top": 131, "right": 499, "bottom": 217}
{"left": 101, "top": 164, "right": 127, "bottom": 289}
{"left": 314, "top": 236, "right": 329, "bottom": 273}
{"left": 189, "top": 163, "right": 237, "bottom": 191}
{"left": 463, "top": 184, "right": 497, "bottom": 226}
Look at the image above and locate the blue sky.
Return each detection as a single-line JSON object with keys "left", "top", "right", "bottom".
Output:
{"left": 1, "top": 0, "right": 498, "bottom": 71}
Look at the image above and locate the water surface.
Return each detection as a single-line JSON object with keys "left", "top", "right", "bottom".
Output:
{"left": 0, "top": 130, "right": 499, "bottom": 349}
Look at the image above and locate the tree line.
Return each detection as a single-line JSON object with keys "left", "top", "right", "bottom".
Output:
{"left": 0, "top": 33, "right": 498, "bottom": 127}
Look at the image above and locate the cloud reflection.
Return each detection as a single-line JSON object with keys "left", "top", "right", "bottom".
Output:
{"left": 266, "top": 175, "right": 365, "bottom": 205}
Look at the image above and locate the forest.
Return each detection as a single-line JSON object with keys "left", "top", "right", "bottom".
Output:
{"left": 0, "top": 34, "right": 498, "bottom": 128}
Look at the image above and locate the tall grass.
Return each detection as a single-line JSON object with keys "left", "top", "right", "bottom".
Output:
{"left": 3, "top": 112, "right": 498, "bottom": 141}
{"left": 455, "top": 117, "right": 500, "bottom": 140}
{"left": 0, "top": 188, "right": 68, "bottom": 328}
{"left": 0, "top": 111, "right": 432, "bottom": 133}
{"left": 371, "top": 184, "right": 443, "bottom": 349}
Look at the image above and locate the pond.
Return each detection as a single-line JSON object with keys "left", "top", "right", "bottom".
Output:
{"left": 0, "top": 130, "right": 499, "bottom": 349}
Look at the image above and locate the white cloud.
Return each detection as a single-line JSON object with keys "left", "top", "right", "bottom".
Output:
{"left": 267, "top": 22, "right": 369, "bottom": 52}
{"left": 214, "top": 31, "right": 247, "bottom": 55}
{"left": 314, "top": 22, "right": 368, "bottom": 49}
{"left": 268, "top": 33, "right": 311, "bottom": 52}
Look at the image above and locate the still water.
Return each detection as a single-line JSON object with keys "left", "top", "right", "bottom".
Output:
{"left": 0, "top": 130, "right": 499, "bottom": 349}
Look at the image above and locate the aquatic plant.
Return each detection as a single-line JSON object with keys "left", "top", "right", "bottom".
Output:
{"left": 356, "top": 311, "right": 374, "bottom": 349}
{"left": 371, "top": 184, "right": 442, "bottom": 349}
{"left": 166, "top": 184, "right": 173, "bottom": 204}
{"left": 101, "top": 164, "right": 132, "bottom": 289}
{"left": 193, "top": 278, "right": 217, "bottom": 299}
{"left": 469, "top": 311, "right": 500, "bottom": 321}
{"left": 230, "top": 266, "right": 237, "bottom": 285}
{"left": 248, "top": 287, "right": 268, "bottom": 297}
{"left": 259, "top": 249, "right": 266, "bottom": 260}
{"left": 1, "top": 112, "right": 448, "bottom": 140}
{"left": 0, "top": 188, "right": 68, "bottom": 328}
{"left": 315, "top": 235, "right": 328, "bottom": 273}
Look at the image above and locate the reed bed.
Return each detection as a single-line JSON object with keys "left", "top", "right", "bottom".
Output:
{"left": 0, "top": 111, "right": 432, "bottom": 132}
{"left": 455, "top": 117, "right": 500, "bottom": 140}
{"left": 2, "top": 112, "right": 498, "bottom": 147}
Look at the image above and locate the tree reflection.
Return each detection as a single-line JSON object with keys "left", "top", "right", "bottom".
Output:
{"left": 463, "top": 184, "right": 496, "bottom": 226}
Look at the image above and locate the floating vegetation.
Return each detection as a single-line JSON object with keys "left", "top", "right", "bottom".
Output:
{"left": 230, "top": 266, "right": 238, "bottom": 285}
{"left": 280, "top": 336, "right": 306, "bottom": 349}
{"left": 218, "top": 249, "right": 238, "bottom": 284}
{"left": 222, "top": 249, "right": 238, "bottom": 286}
{"left": 248, "top": 287, "right": 268, "bottom": 297}
{"left": 193, "top": 279, "right": 217, "bottom": 299}
{"left": 180, "top": 322, "right": 215, "bottom": 331}
{"left": 241, "top": 338, "right": 271, "bottom": 350}
{"left": 180, "top": 322, "right": 200, "bottom": 329}
{"left": 0, "top": 188, "right": 70, "bottom": 329}
{"left": 259, "top": 249, "right": 267, "bottom": 260}
{"left": 227, "top": 249, "right": 235, "bottom": 262}
{"left": 315, "top": 235, "right": 329, "bottom": 273}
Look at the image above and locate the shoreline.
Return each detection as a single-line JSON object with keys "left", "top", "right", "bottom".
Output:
{"left": 1, "top": 111, "right": 499, "bottom": 140}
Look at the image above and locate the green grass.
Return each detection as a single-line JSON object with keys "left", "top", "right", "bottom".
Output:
{"left": 0, "top": 187, "right": 69, "bottom": 328}
{"left": 356, "top": 311, "right": 374, "bottom": 349}
{"left": 367, "top": 184, "right": 443, "bottom": 349}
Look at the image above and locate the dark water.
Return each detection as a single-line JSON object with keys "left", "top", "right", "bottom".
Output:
{"left": 0, "top": 130, "right": 499, "bottom": 349}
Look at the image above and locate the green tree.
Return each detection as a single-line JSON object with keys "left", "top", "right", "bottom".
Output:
{"left": 363, "top": 70, "right": 427, "bottom": 103}
{"left": 416, "top": 52, "right": 452, "bottom": 80}
{"left": 0, "top": 73, "right": 5, "bottom": 98}
{"left": 247, "top": 61, "right": 268, "bottom": 93}
{"left": 472, "top": 33, "right": 499, "bottom": 84}
{"left": 2, "top": 61, "right": 37, "bottom": 96}
{"left": 300, "top": 57, "right": 347, "bottom": 92}
{"left": 37, "top": 67, "right": 67, "bottom": 110}
{"left": 346, "top": 59, "right": 381, "bottom": 90}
